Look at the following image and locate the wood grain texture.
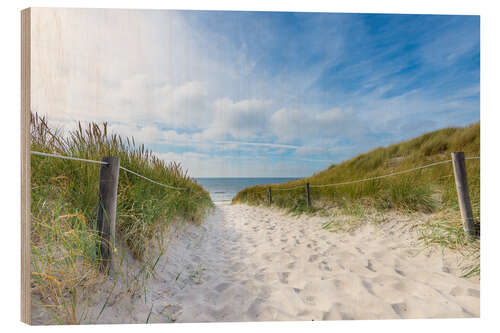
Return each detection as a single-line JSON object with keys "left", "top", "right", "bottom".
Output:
{"left": 451, "top": 152, "right": 476, "bottom": 236}
{"left": 306, "top": 182, "right": 311, "bottom": 207}
{"left": 97, "top": 157, "right": 120, "bottom": 271}
{"left": 21, "top": 7, "right": 31, "bottom": 325}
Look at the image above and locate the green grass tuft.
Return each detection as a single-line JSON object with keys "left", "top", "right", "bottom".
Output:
{"left": 30, "top": 113, "right": 213, "bottom": 323}
{"left": 233, "top": 123, "right": 480, "bottom": 276}
{"left": 233, "top": 122, "right": 479, "bottom": 217}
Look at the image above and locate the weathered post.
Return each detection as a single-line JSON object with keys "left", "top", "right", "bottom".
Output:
{"left": 268, "top": 187, "right": 272, "bottom": 205}
{"left": 451, "top": 152, "right": 475, "bottom": 236}
{"left": 186, "top": 187, "right": 191, "bottom": 218}
{"left": 306, "top": 182, "right": 311, "bottom": 208}
{"left": 97, "top": 156, "right": 120, "bottom": 271}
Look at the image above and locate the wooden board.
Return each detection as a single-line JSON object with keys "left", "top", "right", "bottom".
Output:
{"left": 21, "top": 7, "right": 31, "bottom": 325}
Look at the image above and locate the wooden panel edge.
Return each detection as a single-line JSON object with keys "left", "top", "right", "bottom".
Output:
{"left": 21, "top": 7, "right": 31, "bottom": 325}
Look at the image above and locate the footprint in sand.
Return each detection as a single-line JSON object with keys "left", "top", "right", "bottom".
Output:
{"left": 467, "top": 289, "right": 480, "bottom": 298}
{"left": 277, "top": 272, "right": 290, "bottom": 284}
{"left": 366, "top": 260, "right": 376, "bottom": 272}
{"left": 215, "top": 282, "right": 231, "bottom": 293}
{"left": 391, "top": 302, "right": 408, "bottom": 317}
{"left": 302, "top": 295, "right": 316, "bottom": 306}
{"left": 333, "top": 279, "right": 344, "bottom": 289}
{"left": 319, "top": 260, "right": 332, "bottom": 272}
{"left": 361, "top": 280, "right": 375, "bottom": 295}
{"left": 140, "top": 204, "right": 480, "bottom": 324}
{"left": 308, "top": 254, "right": 319, "bottom": 263}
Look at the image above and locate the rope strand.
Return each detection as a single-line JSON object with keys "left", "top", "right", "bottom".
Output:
{"left": 119, "top": 166, "right": 187, "bottom": 190}
{"left": 310, "top": 159, "right": 453, "bottom": 188}
{"left": 31, "top": 150, "right": 479, "bottom": 192}
{"left": 273, "top": 185, "right": 305, "bottom": 191}
{"left": 271, "top": 156, "right": 480, "bottom": 191}
{"left": 31, "top": 151, "right": 109, "bottom": 165}
{"left": 31, "top": 150, "right": 187, "bottom": 190}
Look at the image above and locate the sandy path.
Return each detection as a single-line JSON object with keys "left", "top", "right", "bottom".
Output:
{"left": 94, "top": 203, "right": 479, "bottom": 323}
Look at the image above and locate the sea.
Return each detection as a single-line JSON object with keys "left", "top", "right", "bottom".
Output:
{"left": 194, "top": 178, "right": 300, "bottom": 203}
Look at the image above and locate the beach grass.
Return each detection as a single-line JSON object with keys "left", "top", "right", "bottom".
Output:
{"left": 30, "top": 113, "right": 214, "bottom": 324}
{"left": 233, "top": 122, "right": 479, "bottom": 214}
{"left": 233, "top": 123, "right": 480, "bottom": 274}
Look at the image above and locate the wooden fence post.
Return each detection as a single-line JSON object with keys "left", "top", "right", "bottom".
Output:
{"left": 306, "top": 182, "right": 311, "bottom": 207}
{"left": 268, "top": 187, "right": 272, "bottom": 205}
{"left": 97, "top": 156, "right": 120, "bottom": 271}
{"left": 451, "top": 152, "right": 475, "bottom": 236}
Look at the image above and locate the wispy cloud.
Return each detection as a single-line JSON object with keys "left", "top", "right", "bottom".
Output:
{"left": 31, "top": 9, "right": 480, "bottom": 177}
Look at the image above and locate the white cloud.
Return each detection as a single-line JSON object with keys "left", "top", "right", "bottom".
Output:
{"left": 270, "top": 106, "right": 365, "bottom": 144}
{"left": 151, "top": 81, "right": 211, "bottom": 129}
{"left": 197, "top": 98, "right": 273, "bottom": 140}
{"left": 108, "top": 123, "right": 164, "bottom": 143}
{"left": 30, "top": 9, "right": 478, "bottom": 178}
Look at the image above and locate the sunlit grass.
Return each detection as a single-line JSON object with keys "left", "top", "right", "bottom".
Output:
{"left": 234, "top": 122, "right": 479, "bottom": 215}
{"left": 30, "top": 113, "right": 214, "bottom": 323}
{"left": 233, "top": 122, "right": 480, "bottom": 276}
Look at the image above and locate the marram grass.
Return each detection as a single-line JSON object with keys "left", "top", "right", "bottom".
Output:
{"left": 30, "top": 113, "right": 213, "bottom": 324}
{"left": 233, "top": 123, "right": 480, "bottom": 276}
{"left": 233, "top": 122, "right": 479, "bottom": 216}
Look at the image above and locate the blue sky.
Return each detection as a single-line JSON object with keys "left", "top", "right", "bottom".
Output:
{"left": 31, "top": 9, "right": 479, "bottom": 177}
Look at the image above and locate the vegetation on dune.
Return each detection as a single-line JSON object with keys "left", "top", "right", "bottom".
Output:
{"left": 233, "top": 123, "right": 480, "bottom": 276}
{"left": 233, "top": 122, "right": 479, "bottom": 214}
{"left": 30, "top": 113, "right": 213, "bottom": 324}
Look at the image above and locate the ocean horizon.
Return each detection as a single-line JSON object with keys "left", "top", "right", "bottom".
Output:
{"left": 194, "top": 177, "right": 300, "bottom": 203}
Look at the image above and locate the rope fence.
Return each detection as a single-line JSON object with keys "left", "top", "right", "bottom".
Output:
{"left": 272, "top": 185, "right": 305, "bottom": 191}
{"left": 310, "top": 159, "right": 453, "bottom": 188}
{"left": 31, "top": 151, "right": 109, "bottom": 166}
{"left": 31, "top": 151, "right": 188, "bottom": 190}
{"left": 31, "top": 150, "right": 480, "bottom": 265}
{"left": 30, "top": 150, "right": 190, "bottom": 269}
{"left": 264, "top": 156, "right": 479, "bottom": 191}
{"left": 247, "top": 153, "right": 479, "bottom": 238}
{"left": 119, "top": 166, "right": 187, "bottom": 190}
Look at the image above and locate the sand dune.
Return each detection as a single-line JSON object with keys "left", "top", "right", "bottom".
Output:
{"left": 89, "top": 203, "right": 479, "bottom": 323}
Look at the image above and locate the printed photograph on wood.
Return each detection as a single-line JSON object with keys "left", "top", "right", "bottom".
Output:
{"left": 22, "top": 7, "right": 480, "bottom": 325}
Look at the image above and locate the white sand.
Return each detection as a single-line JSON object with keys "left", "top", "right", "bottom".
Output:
{"left": 76, "top": 203, "right": 479, "bottom": 323}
